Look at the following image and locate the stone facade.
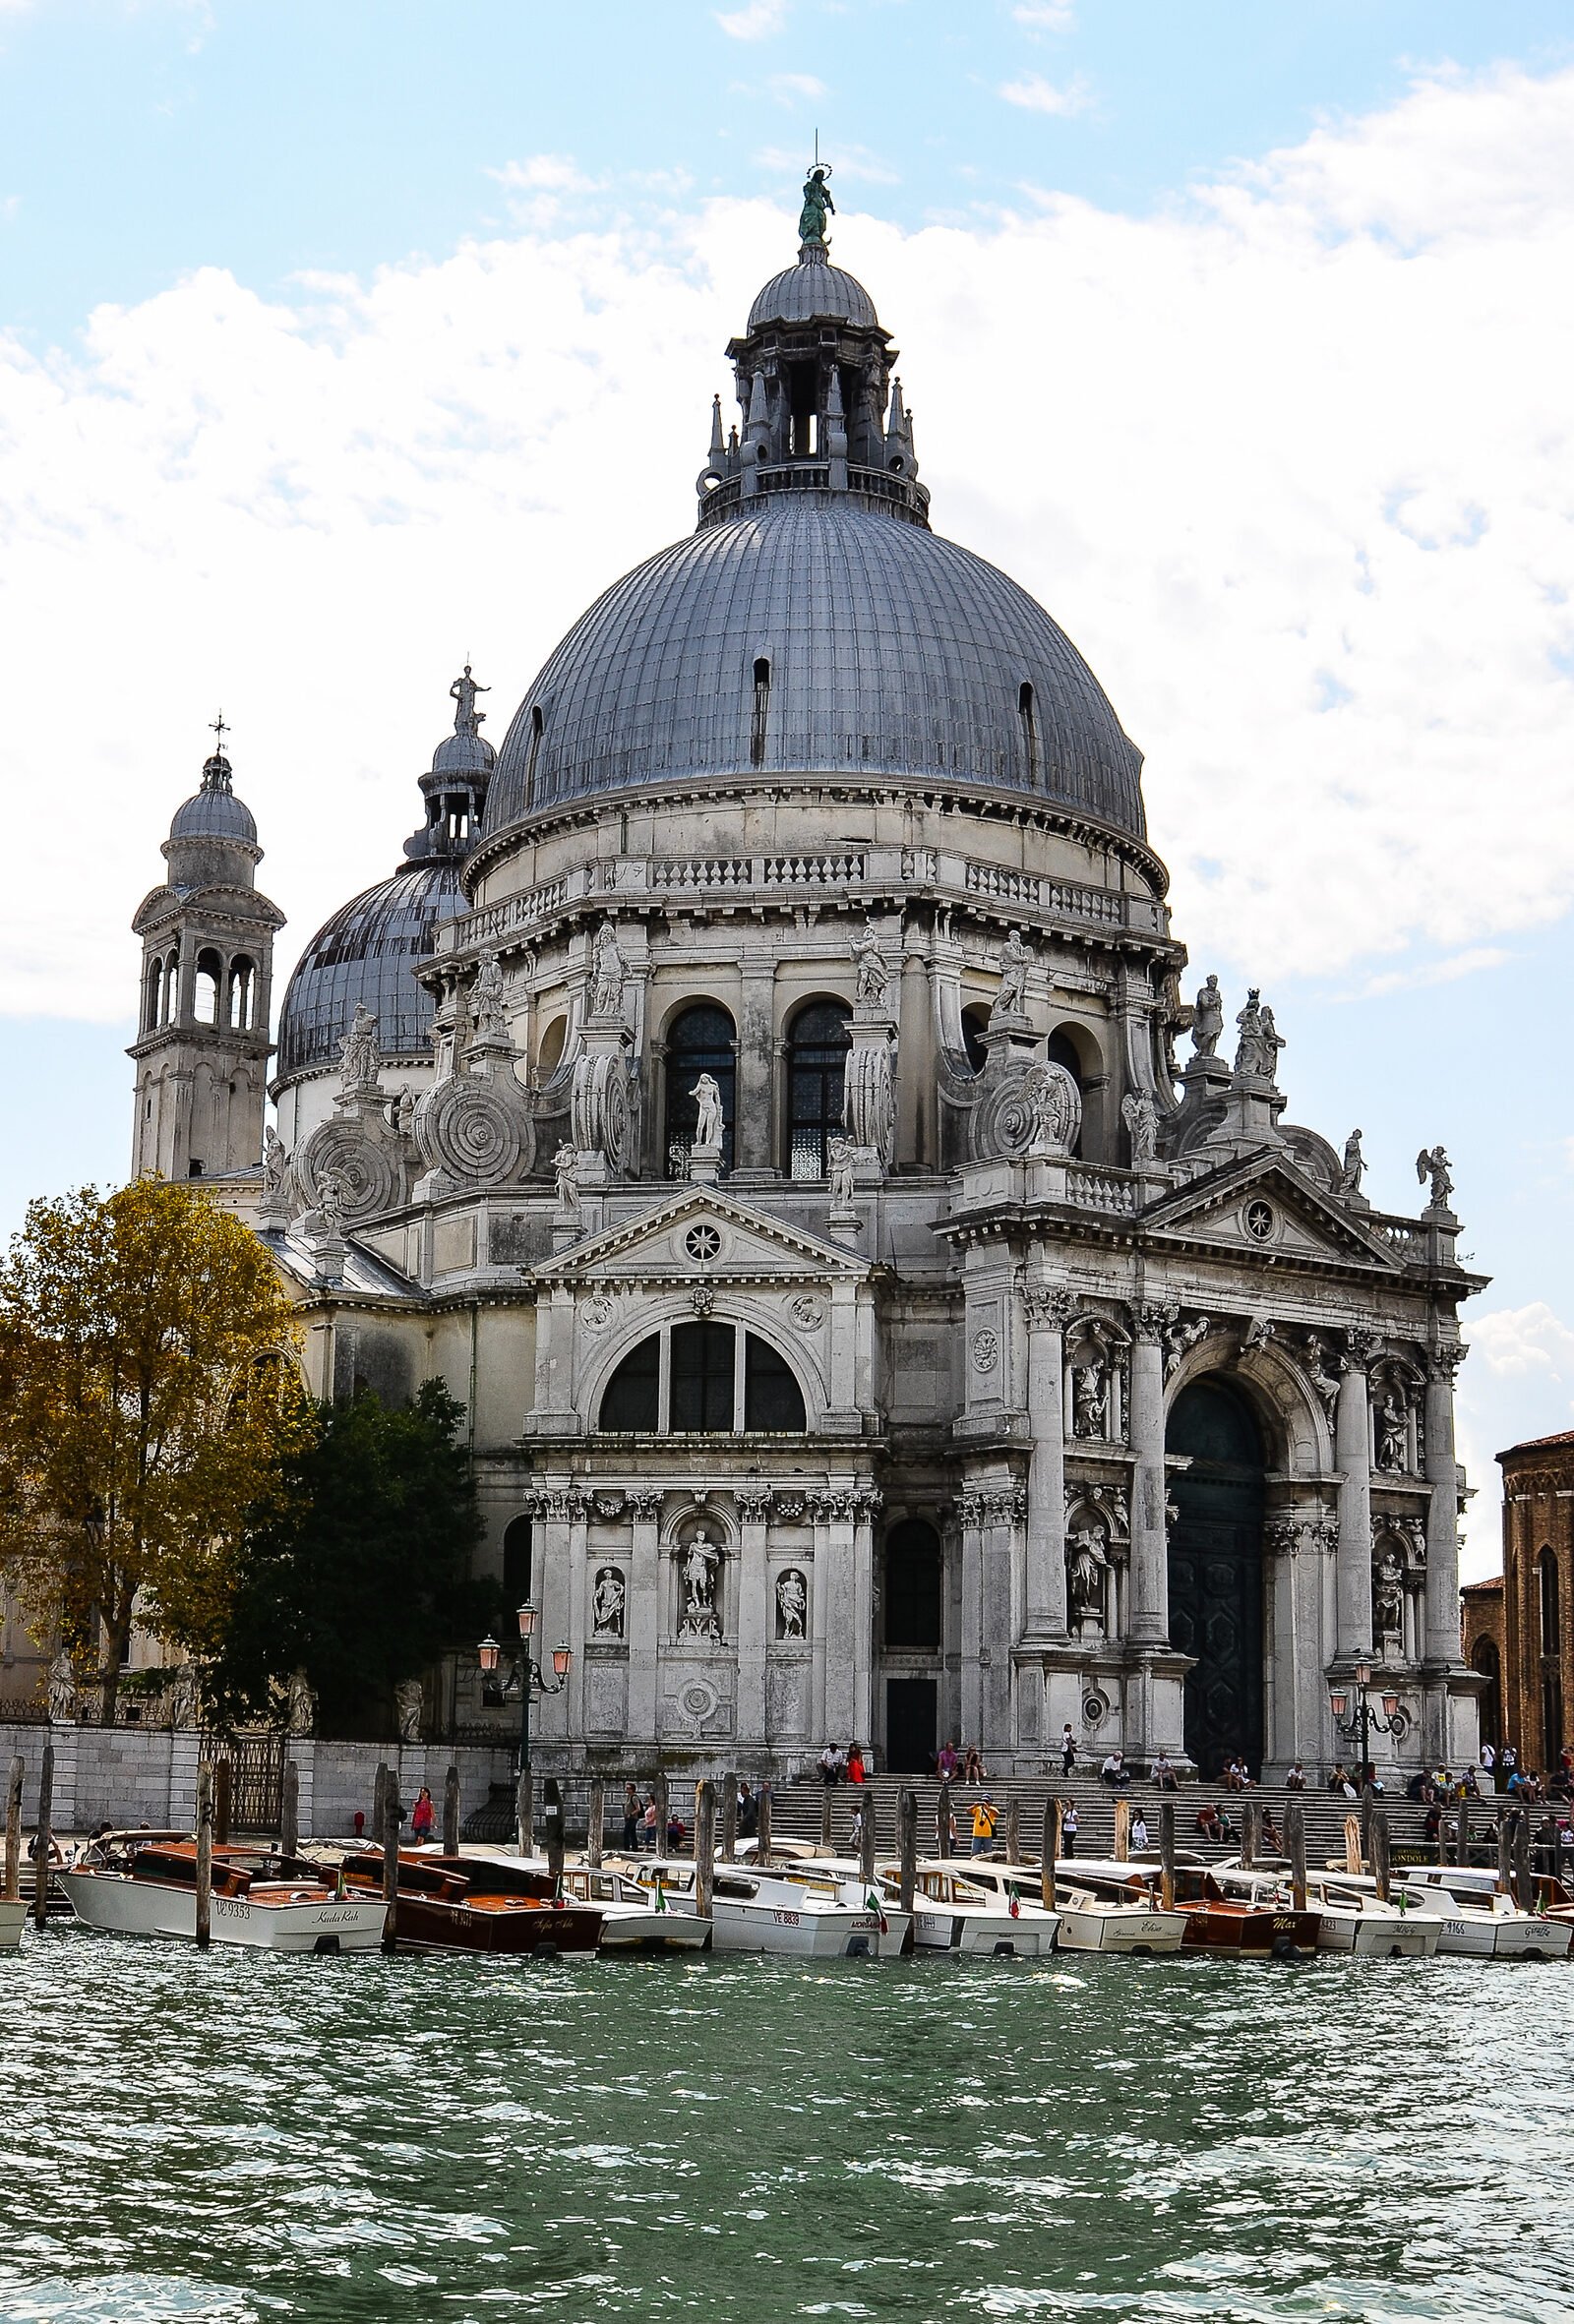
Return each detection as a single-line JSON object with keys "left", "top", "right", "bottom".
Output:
{"left": 133, "top": 219, "right": 1487, "bottom": 1782}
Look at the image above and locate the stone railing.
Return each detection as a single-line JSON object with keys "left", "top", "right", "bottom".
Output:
{"left": 1063, "top": 1164, "right": 1140, "bottom": 1216}
{"left": 697, "top": 459, "right": 930, "bottom": 529}
{"left": 1370, "top": 1215, "right": 1424, "bottom": 1260}
{"left": 445, "top": 848, "right": 1160, "bottom": 959}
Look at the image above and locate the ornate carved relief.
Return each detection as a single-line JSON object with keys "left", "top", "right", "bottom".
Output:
{"left": 775, "top": 1568, "right": 809, "bottom": 1639}
{"left": 591, "top": 1566, "right": 627, "bottom": 1638}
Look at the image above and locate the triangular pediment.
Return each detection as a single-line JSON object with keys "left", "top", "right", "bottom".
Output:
{"left": 531, "top": 1183, "right": 870, "bottom": 1288}
{"left": 1141, "top": 1151, "right": 1409, "bottom": 1273}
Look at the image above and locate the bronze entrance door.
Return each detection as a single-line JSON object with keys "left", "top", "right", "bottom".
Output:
{"left": 1166, "top": 1378, "right": 1266, "bottom": 1781}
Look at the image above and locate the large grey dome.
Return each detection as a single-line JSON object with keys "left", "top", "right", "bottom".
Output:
{"left": 275, "top": 861, "right": 464, "bottom": 1079}
{"left": 489, "top": 498, "right": 1145, "bottom": 837}
{"left": 748, "top": 260, "right": 878, "bottom": 331}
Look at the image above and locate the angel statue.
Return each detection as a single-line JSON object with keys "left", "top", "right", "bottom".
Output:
{"left": 1416, "top": 1145, "right": 1454, "bottom": 1209}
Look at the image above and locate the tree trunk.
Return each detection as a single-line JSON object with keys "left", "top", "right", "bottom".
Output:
{"left": 98, "top": 1583, "right": 134, "bottom": 1726}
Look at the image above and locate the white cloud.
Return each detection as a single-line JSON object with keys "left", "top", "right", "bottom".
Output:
{"left": 1013, "top": 1, "right": 1075, "bottom": 26}
{"left": 1468, "top": 1305, "right": 1574, "bottom": 1384}
{"left": 9, "top": 65, "right": 1574, "bottom": 1026}
{"left": 999, "top": 71, "right": 1093, "bottom": 117}
{"left": 1354, "top": 947, "right": 1509, "bottom": 1000}
{"left": 715, "top": 0, "right": 785, "bottom": 38}
{"left": 768, "top": 72, "right": 824, "bottom": 103}
{"left": 487, "top": 154, "right": 597, "bottom": 195}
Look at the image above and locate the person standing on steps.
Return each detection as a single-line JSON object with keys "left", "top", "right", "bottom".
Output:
{"left": 1060, "top": 1802, "right": 1078, "bottom": 1859}
{"left": 1060, "top": 1724, "right": 1077, "bottom": 1776}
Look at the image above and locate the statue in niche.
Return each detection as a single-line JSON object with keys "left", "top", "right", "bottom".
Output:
{"left": 1121, "top": 1091, "right": 1159, "bottom": 1165}
{"left": 798, "top": 164, "right": 835, "bottom": 247}
{"left": 393, "top": 1085, "right": 416, "bottom": 1138}
{"left": 1372, "top": 1549, "right": 1405, "bottom": 1644}
{"left": 262, "top": 1125, "right": 289, "bottom": 1203}
{"left": 338, "top": 1003, "right": 380, "bottom": 1091}
{"left": 1302, "top": 1335, "right": 1340, "bottom": 1423}
{"left": 450, "top": 663, "right": 489, "bottom": 736}
{"left": 394, "top": 1677, "right": 424, "bottom": 1744}
{"left": 317, "top": 1169, "right": 347, "bottom": 1238}
{"left": 776, "top": 1568, "right": 808, "bottom": 1639}
{"left": 46, "top": 1648, "right": 78, "bottom": 1724}
{"left": 828, "top": 1133, "right": 856, "bottom": 1207}
{"left": 1066, "top": 1526, "right": 1110, "bottom": 1630}
{"left": 592, "top": 1567, "right": 627, "bottom": 1639}
{"left": 991, "top": 927, "right": 1030, "bottom": 1022}
{"left": 471, "top": 952, "right": 509, "bottom": 1043}
{"left": 591, "top": 923, "right": 627, "bottom": 1017}
{"left": 1071, "top": 1355, "right": 1108, "bottom": 1439}
{"left": 553, "top": 1142, "right": 580, "bottom": 1215}
{"left": 1340, "top": 1128, "right": 1365, "bottom": 1195}
{"left": 1191, "top": 974, "right": 1224, "bottom": 1057}
{"left": 1416, "top": 1144, "right": 1454, "bottom": 1209}
{"left": 678, "top": 1529, "right": 723, "bottom": 1639}
{"left": 850, "top": 924, "right": 889, "bottom": 1008}
{"left": 691, "top": 1073, "right": 725, "bottom": 1151}
{"left": 1376, "top": 1391, "right": 1409, "bottom": 1472}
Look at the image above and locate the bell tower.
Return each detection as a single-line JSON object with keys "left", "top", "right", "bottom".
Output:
{"left": 129, "top": 724, "right": 285, "bottom": 1181}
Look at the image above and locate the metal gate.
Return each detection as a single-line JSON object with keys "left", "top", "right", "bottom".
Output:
{"left": 227, "top": 1732, "right": 284, "bottom": 1834}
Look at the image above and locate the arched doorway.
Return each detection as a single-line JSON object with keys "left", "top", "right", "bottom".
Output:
{"left": 1166, "top": 1376, "right": 1266, "bottom": 1779}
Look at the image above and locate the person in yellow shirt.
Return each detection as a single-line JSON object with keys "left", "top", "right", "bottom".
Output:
{"left": 970, "top": 1796, "right": 999, "bottom": 1857}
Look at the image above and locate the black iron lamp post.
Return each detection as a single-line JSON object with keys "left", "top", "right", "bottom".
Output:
{"left": 1329, "top": 1658, "right": 1409, "bottom": 1788}
{"left": 478, "top": 1601, "right": 572, "bottom": 1776}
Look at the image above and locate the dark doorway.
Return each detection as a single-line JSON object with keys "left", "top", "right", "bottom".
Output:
{"left": 1166, "top": 1376, "right": 1266, "bottom": 1779}
{"left": 885, "top": 1677, "right": 938, "bottom": 1773}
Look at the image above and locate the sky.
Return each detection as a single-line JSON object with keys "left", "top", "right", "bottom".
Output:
{"left": 3, "top": 0, "right": 1574, "bottom": 1573}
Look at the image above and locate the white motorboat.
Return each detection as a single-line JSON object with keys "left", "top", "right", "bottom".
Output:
{"left": 1333, "top": 1870, "right": 1566, "bottom": 1959}
{"left": 553, "top": 1861, "right": 711, "bottom": 1951}
{"left": 0, "top": 1896, "right": 26, "bottom": 1950}
{"left": 955, "top": 1858, "right": 1183, "bottom": 1954}
{"left": 890, "top": 1862, "right": 1049, "bottom": 1956}
{"left": 911, "top": 1859, "right": 1064, "bottom": 1953}
{"left": 59, "top": 1833, "right": 387, "bottom": 1953}
{"left": 1216, "top": 1864, "right": 1437, "bottom": 1957}
{"left": 623, "top": 1858, "right": 881, "bottom": 1956}
{"left": 742, "top": 1849, "right": 913, "bottom": 1957}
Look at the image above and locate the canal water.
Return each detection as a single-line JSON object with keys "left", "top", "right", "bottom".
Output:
{"left": 3, "top": 1935, "right": 1568, "bottom": 2323}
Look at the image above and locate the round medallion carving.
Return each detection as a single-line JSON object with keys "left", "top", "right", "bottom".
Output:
{"left": 419, "top": 1077, "right": 532, "bottom": 1188}
{"left": 297, "top": 1120, "right": 398, "bottom": 1223}
{"left": 685, "top": 1223, "right": 722, "bottom": 1263}
{"left": 1244, "top": 1198, "right": 1276, "bottom": 1242}
{"left": 971, "top": 1327, "right": 999, "bottom": 1374}
{"left": 971, "top": 1059, "right": 1081, "bottom": 1162}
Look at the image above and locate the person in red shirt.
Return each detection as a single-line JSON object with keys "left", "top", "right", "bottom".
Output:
{"left": 846, "top": 1743, "right": 866, "bottom": 1784}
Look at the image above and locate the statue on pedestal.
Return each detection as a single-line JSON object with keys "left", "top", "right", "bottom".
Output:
{"left": 1191, "top": 974, "right": 1223, "bottom": 1058}
{"left": 691, "top": 1073, "right": 724, "bottom": 1150}
{"left": 678, "top": 1530, "right": 722, "bottom": 1639}
{"left": 338, "top": 1004, "right": 380, "bottom": 1092}
{"left": 1066, "top": 1527, "right": 1110, "bottom": 1632}
{"left": 1340, "top": 1128, "right": 1365, "bottom": 1195}
{"left": 991, "top": 927, "right": 1030, "bottom": 1021}
{"left": 1416, "top": 1144, "right": 1454, "bottom": 1209}
{"left": 394, "top": 1677, "right": 424, "bottom": 1744}
{"left": 850, "top": 924, "right": 889, "bottom": 1008}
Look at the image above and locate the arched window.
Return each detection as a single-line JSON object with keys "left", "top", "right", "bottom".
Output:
{"left": 787, "top": 999, "right": 851, "bottom": 1179}
{"left": 537, "top": 1014, "right": 568, "bottom": 1078}
{"left": 194, "top": 948, "right": 222, "bottom": 1027}
{"left": 163, "top": 949, "right": 179, "bottom": 1024}
{"left": 145, "top": 956, "right": 164, "bottom": 1033}
{"left": 523, "top": 704, "right": 544, "bottom": 805}
{"left": 1471, "top": 1637, "right": 1502, "bottom": 1751}
{"left": 503, "top": 1515, "right": 533, "bottom": 1608}
{"left": 1018, "top": 680, "right": 1041, "bottom": 789}
{"left": 665, "top": 1005, "right": 735, "bottom": 1178}
{"left": 961, "top": 1003, "right": 990, "bottom": 1075}
{"left": 226, "top": 956, "right": 255, "bottom": 1031}
{"left": 884, "top": 1520, "right": 943, "bottom": 1651}
{"left": 1542, "top": 1547, "right": 1561, "bottom": 1657}
{"left": 751, "top": 657, "right": 771, "bottom": 769}
{"left": 1046, "top": 1028, "right": 1087, "bottom": 1160}
{"left": 599, "top": 1325, "right": 807, "bottom": 1435}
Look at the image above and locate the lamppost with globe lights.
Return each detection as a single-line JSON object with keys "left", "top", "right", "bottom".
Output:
{"left": 478, "top": 1601, "right": 572, "bottom": 1777}
{"left": 1328, "top": 1658, "right": 1409, "bottom": 1790}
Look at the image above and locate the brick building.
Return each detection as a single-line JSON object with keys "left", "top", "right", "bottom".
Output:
{"left": 1484, "top": 1430, "right": 1574, "bottom": 1774}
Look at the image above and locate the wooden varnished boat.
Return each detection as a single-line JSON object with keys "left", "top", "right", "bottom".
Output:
{"left": 1059, "top": 1857, "right": 1319, "bottom": 1958}
{"left": 335, "top": 1850, "right": 603, "bottom": 1956}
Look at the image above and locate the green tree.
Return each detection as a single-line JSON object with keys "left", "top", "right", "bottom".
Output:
{"left": 0, "top": 1180, "right": 307, "bottom": 1723}
{"left": 209, "top": 1381, "right": 488, "bottom": 1735}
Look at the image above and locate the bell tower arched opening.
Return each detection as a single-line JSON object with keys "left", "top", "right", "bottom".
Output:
{"left": 1166, "top": 1375, "right": 1267, "bottom": 1778}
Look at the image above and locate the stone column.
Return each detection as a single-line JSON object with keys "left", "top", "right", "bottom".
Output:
{"left": 817, "top": 1491, "right": 859, "bottom": 1743}
{"left": 1335, "top": 1335, "right": 1375, "bottom": 1657}
{"left": 565, "top": 1493, "right": 590, "bottom": 1745}
{"left": 735, "top": 952, "right": 776, "bottom": 1175}
{"left": 735, "top": 1486, "right": 771, "bottom": 1748}
{"left": 852, "top": 1488, "right": 879, "bottom": 1752}
{"left": 533, "top": 1488, "right": 579, "bottom": 1748}
{"left": 1423, "top": 1352, "right": 1465, "bottom": 1667}
{"left": 1023, "top": 1289, "right": 1073, "bottom": 1639}
{"left": 626, "top": 1490, "right": 662, "bottom": 1750}
{"left": 1128, "top": 1307, "right": 1171, "bottom": 1644}
{"left": 958, "top": 1490, "right": 985, "bottom": 1750}
{"left": 981, "top": 1486, "right": 1021, "bottom": 1758}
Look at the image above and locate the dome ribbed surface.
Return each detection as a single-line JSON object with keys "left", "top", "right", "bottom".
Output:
{"left": 432, "top": 730, "right": 496, "bottom": 778}
{"left": 169, "top": 787, "right": 258, "bottom": 845}
{"left": 489, "top": 499, "right": 1145, "bottom": 836}
{"left": 275, "top": 861, "right": 464, "bottom": 1079}
{"left": 747, "top": 260, "right": 879, "bottom": 331}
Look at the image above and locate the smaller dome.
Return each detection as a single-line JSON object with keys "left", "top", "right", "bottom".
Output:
{"left": 432, "top": 729, "right": 496, "bottom": 779}
{"left": 167, "top": 753, "right": 258, "bottom": 846}
{"left": 274, "top": 860, "right": 464, "bottom": 1080}
{"left": 748, "top": 258, "right": 879, "bottom": 332}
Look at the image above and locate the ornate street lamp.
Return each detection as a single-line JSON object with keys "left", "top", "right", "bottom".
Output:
{"left": 1329, "top": 1657, "right": 1409, "bottom": 1789}
{"left": 478, "top": 1603, "right": 572, "bottom": 1777}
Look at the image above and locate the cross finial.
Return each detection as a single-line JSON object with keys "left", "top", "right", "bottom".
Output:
{"left": 210, "top": 709, "right": 229, "bottom": 750}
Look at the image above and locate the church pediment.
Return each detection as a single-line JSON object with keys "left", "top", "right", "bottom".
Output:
{"left": 1141, "top": 1153, "right": 1408, "bottom": 1273}
{"left": 531, "top": 1184, "right": 870, "bottom": 1290}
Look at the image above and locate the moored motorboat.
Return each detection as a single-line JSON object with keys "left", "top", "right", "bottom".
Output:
{"left": 619, "top": 1857, "right": 881, "bottom": 1955}
{"left": 955, "top": 1859, "right": 1183, "bottom": 1954}
{"left": 0, "top": 1896, "right": 26, "bottom": 1950}
{"left": 1367, "top": 1865, "right": 1571, "bottom": 1960}
{"left": 59, "top": 1832, "right": 387, "bottom": 1953}
{"left": 910, "top": 1858, "right": 1062, "bottom": 1953}
{"left": 743, "top": 1849, "right": 913, "bottom": 1956}
{"left": 335, "top": 1851, "right": 603, "bottom": 1956}
{"left": 552, "top": 1860, "right": 711, "bottom": 1950}
{"left": 1216, "top": 1863, "right": 1437, "bottom": 1957}
{"left": 889, "top": 1862, "right": 1049, "bottom": 1956}
{"left": 1065, "top": 1856, "right": 1319, "bottom": 1958}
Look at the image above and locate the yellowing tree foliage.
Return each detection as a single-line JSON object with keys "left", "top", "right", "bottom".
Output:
{"left": 0, "top": 1180, "right": 310, "bottom": 1723}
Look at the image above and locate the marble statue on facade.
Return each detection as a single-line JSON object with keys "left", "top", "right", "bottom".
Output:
{"left": 1373, "top": 1548, "right": 1405, "bottom": 1645}
{"left": 286, "top": 1670, "right": 318, "bottom": 1736}
{"left": 394, "top": 1677, "right": 424, "bottom": 1744}
{"left": 591, "top": 923, "right": 628, "bottom": 1018}
{"left": 391, "top": 1085, "right": 416, "bottom": 1138}
{"left": 991, "top": 927, "right": 1030, "bottom": 1021}
{"left": 1121, "top": 1091, "right": 1159, "bottom": 1165}
{"left": 471, "top": 952, "right": 509, "bottom": 1043}
{"left": 554, "top": 1142, "right": 580, "bottom": 1215}
{"left": 1066, "top": 1526, "right": 1110, "bottom": 1631}
{"left": 1340, "top": 1128, "right": 1365, "bottom": 1195}
{"left": 850, "top": 924, "right": 889, "bottom": 1008}
{"left": 592, "top": 1566, "right": 627, "bottom": 1639}
{"left": 318, "top": 1169, "right": 347, "bottom": 1238}
{"left": 691, "top": 1074, "right": 725, "bottom": 1151}
{"left": 1416, "top": 1145, "right": 1454, "bottom": 1209}
{"left": 1376, "top": 1391, "right": 1409, "bottom": 1473}
{"left": 47, "top": 1648, "right": 78, "bottom": 1724}
{"left": 450, "top": 663, "right": 490, "bottom": 735}
{"left": 1233, "top": 989, "right": 1278, "bottom": 1077}
{"left": 1072, "top": 1356, "right": 1107, "bottom": 1439}
{"left": 338, "top": 1003, "right": 380, "bottom": 1091}
{"left": 678, "top": 1530, "right": 723, "bottom": 1639}
{"left": 776, "top": 1568, "right": 808, "bottom": 1639}
{"left": 262, "top": 1125, "right": 289, "bottom": 1204}
{"left": 828, "top": 1133, "right": 856, "bottom": 1207}
{"left": 1191, "top": 973, "right": 1223, "bottom": 1057}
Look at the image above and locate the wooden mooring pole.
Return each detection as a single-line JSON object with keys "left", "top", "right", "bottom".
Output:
{"left": 587, "top": 1778, "right": 605, "bottom": 1870}
{"left": 859, "top": 1791, "right": 878, "bottom": 1886}
{"left": 373, "top": 1760, "right": 390, "bottom": 1844}
{"left": 1514, "top": 1813, "right": 1532, "bottom": 1911}
{"left": 897, "top": 1788, "right": 918, "bottom": 1915}
{"left": 516, "top": 1766, "right": 535, "bottom": 1858}
{"left": 4, "top": 1756, "right": 23, "bottom": 1902}
{"left": 1041, "top": 1797, "right": 1059, "bottom": 1912}
{"left": 820, "top": 1782, "right": 834, "bottom": 1851}
{"left": 1241, "top": 1799, "right": 1260, "bottom": 1870}
{"left": 1286, "top": 1801, "right": 1307, "bottom": 1913}
{"left": 721, "top": 1771, "right": 738, "bottom": 1864}
{"left": 280, "top": 1759, "right": 300, "bottom": 1857}
{"left": 654, "top": 1773, "right": 669, "bottom": 1859}
{"left": 937, "top": 1778, "right": 953, "bottom": 1860}
{"left": 757, "top": 1781, "right": 772, "bottom": 1867}
{"left": 1159, "top": 1800, "right": 1176, "bottom": 1913}
{"left": 195, "top": 1761, "right": 213, "bottom": 1950}
{"left": 1455, "top": 1791, "right": 1471, "bottom": 1868}
{"left": 1343, "top": 1813, "right": 1362, "bottom": 1877}
{"left": 443, "top": 1763, "right": 460, "bottom": 1857}
{"left": 1114, "top": 1796, "right": 1131, "bottom": 1863}
{"left": 1002, "top": 1795, "right": 1019, "bottom": 1865}
{"left": 1496, "top": 1812, "right": 1512, "bottom": 1895}
{"left": 32, "top": 1741, "right": 53, "bottom": 1931}
{"left": 695, "top": 1780, "right": 715, "bottom": 1921}
{"left": 382, "top": 1774, "right": 400, "bottom": 1954}
{"left": 1372, "top": 1806, "right": 1391, "bottom": 1903}
{"left": 544, "top": 1778, "right": 565, "bottom": 1893}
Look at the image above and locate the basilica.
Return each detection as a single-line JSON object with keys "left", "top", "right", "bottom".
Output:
{"left": 128, "top": 195, "right": 1485, "bottom": 1781}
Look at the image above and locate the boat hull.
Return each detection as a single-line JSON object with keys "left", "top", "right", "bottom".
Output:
{"left": 1057, "top": 1903, "right": 1186, "bottom": 1954}
{"left": 0, "top": 1897, "right": 26, "bottom": 1950}
{"left": 711, "top": 1898, "right": 881, "bottom": 1956}
{"left": 58, "top": 1870, "right": 386, "bottom": 1952}
{"left": 1315, "top": 1908, "right": 1438, "bottom": 1957}
{"left": 1180, "top": 1905, "right": 1320, "bottom": 1959}
{"left": 595, "top": 1904, "right": 711, "bottom": 1951}
{"left": 383, "top": 1892, "right": 602, "bottom": 1955}
{"left": 911, "top": 1906, "right": 1044, "bottom": 1957}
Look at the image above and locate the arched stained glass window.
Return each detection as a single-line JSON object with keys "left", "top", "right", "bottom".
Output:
{"left": 665, "top": 1005, "right": 735, "bottom": 1178}
{"left": 787, "top": 999, "right": 851, "bottom": 1179}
